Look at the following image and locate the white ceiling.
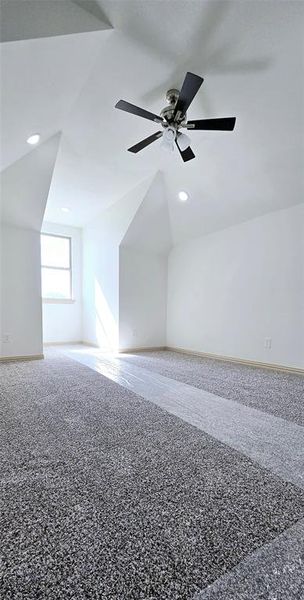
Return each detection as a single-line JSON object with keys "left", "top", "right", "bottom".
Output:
{"left": 1, "top": 0, "right": 303, "bottom": 243}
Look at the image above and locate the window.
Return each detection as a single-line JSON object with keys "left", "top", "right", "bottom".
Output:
{"left": 41, "top": 233, "right": 72, "bottom": 300}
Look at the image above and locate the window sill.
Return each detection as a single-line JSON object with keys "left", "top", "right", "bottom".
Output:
{"left": 42, "top": 298, "right": 75, "bottom": 304}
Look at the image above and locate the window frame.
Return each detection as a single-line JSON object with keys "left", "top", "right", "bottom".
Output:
{"left": 41, "top": 232, "right": 73, "bottom": 303}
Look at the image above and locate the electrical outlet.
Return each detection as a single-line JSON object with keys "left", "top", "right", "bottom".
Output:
{"left": 2, "top": 333, "right": 12, "bottom": 344}
{"left": 264, "top": 337, "right": 272, "bottom": 350}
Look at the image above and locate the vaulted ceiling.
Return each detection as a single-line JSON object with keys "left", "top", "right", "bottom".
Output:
{"left": 1, "top": 0, "right": 303, "bottom": 243}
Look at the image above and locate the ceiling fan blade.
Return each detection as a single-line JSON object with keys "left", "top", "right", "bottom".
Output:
{"left": 175, "top": 140, "right": 195, "bottom": 162}
{"left": 187, "top": 117, "right": 236, "bottom": 131}
{"left": 128, "top": 131, "right": 163, "bottom": 153}
{"left": 115, "top": 100, "right": 163, "bottom": 124}
{"left": 173, "top": 72, "right": 204, "bottom": 120}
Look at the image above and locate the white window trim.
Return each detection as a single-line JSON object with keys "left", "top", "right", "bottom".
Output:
{"left": 41, "top": 233, "right": 73, "bottom": 302}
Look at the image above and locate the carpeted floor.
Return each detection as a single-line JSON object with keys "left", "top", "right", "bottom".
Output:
{"left": 0, "top": 353, "right": 303, "bottom": 599}
{"left": 194, "top": 517, "right": 304, "bottom": 599}
{"left": 118, "top": 350, "right": 304, "bottom": 425}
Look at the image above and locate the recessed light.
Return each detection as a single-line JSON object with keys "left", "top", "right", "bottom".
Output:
{"left": 178, "top": 191, "right": 188, "bottom": 202}
{"left": 26, "top": 133, "right": 40, "bottom": 145}
{"left": 61, "top": 207, "right": 70, "bottom": 213}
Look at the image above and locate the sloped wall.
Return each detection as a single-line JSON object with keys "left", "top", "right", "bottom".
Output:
{"left": 0, "top": 134, "right": 60, "bottom": 357}
{"left": 119, "top": 172, "right": 172, "bottom": 351}
{"left": 82, "top": 177, "right": 153, "bottom": 350}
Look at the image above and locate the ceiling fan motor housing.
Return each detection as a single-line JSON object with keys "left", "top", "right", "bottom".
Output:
{"left": 160, "top": 89, "right": 186, "bottom": 127}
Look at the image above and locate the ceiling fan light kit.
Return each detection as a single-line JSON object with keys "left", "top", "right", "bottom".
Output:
{"left": 177, "top": 132, "right": 191, "bottom": 151}
{"left": 115, "top": 72, "right": 236, "bottom": 162}
{"left": 161, "top": 126, "right": 176, "bottom": 151}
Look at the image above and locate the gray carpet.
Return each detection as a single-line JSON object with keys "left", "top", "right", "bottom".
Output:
{"left": 0, "top": 354, "right": 303, "bottom": 599}
{"left": 118, "top": 350, "right": 304, "bottom": 425}
{"left": 194, "top": 518, "right": 304, "bottom": 600}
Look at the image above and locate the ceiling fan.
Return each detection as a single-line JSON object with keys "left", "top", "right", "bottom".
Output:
{"left": 115, "top": 72, "right": 236, "bottom": 162}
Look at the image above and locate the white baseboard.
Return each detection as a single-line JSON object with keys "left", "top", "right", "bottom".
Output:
{"left": 16, "top": 342, "right": 301, "bottom": 376}
{"left": 44, "top": 341, "right": 111, "bottom": 350}
{"left": 119, "top": 346, "right": 166, "bottom": 354}
{"left": 44, "top": 341, "right": 83, "bottom": 346}
{"left": 0, "top": 353, "right": 44, "bottom": 363}
{"left": 166, "top": 346, "right": 304, "bottom": 375}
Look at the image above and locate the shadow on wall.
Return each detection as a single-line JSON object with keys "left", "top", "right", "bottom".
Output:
{"left": 94, "top": 278, "right": 118, "bottom": 352}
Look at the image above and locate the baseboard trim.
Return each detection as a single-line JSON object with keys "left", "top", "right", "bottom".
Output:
{"left": 0, "top": 353, "right": 44, "bottom": 363}
{"left": 11, "top": 343, "right": 300, "bottom": 375}
{"left": 44, "top": 341, "right": 83, "bottom": 347}
{"left": 166, "top": 346, "right": 304, "bottom": 375}
{"left": 119, "top": 346, "right": 166, "bottom": 354}
{"left": 45, "top": 341, "right": 114, "bottom": 350}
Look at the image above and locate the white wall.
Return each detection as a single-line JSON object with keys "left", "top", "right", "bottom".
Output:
{"left": 167, "top": 204, "right": 304, "bottom": 369}
{"left": 0, "top": 134, "right": 60, "bottom": 358}
{"left": 1, "top": 224, "right": 43, "bottom": 357}
{"left": 0, "top": 207, "right": 2, "bottom": 357}
{"left": 82, "top": 179, "right": 152, "bottom": 350}
{"left": 42, "top": 222, "right": 82, "bottom": 344}
{"left": 118, "top": 172, "right": 171, "bottom": 351}
{"left": 119, "top": 248, "right": 167, "bottom": 350}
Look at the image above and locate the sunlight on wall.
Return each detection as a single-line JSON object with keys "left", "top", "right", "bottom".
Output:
{"left": 94, "top": 278, "right": 118, "bottom": 352}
